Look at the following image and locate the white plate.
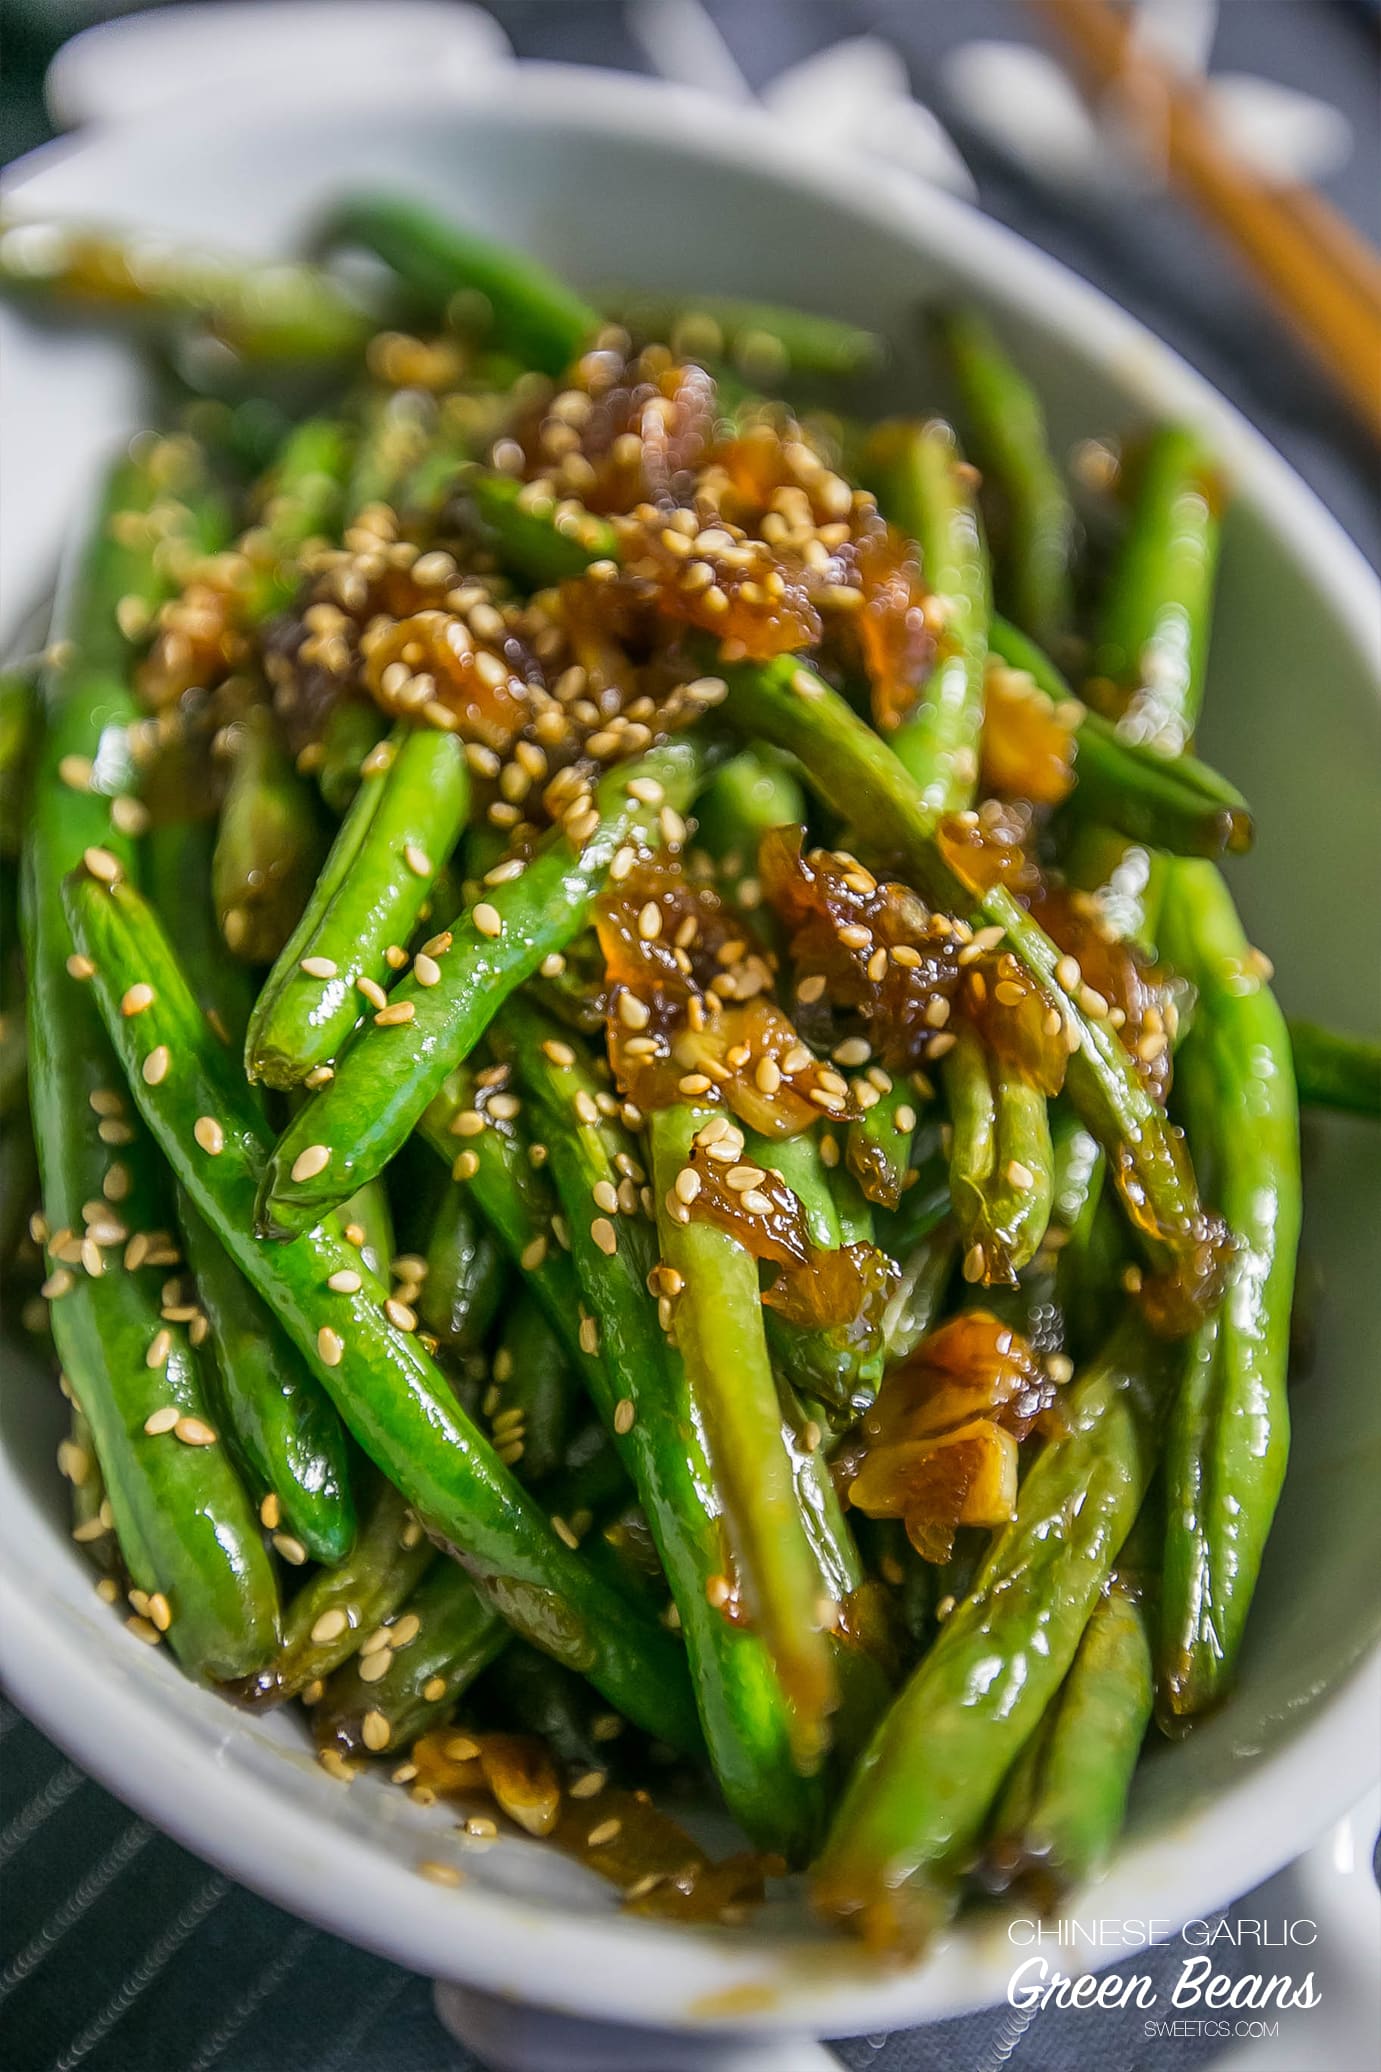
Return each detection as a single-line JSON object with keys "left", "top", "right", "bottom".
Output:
{"left": 1, "top": 66, "right": 1378, "bottom": 2041}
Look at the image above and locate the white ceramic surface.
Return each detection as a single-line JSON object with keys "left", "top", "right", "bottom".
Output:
{"left": 1, "top": 67, "right": 1378, "bottom": 2041}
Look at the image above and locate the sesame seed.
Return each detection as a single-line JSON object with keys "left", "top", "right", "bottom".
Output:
{"left": 259, "top": 1493, "right": 282, "bottom": 1529}
{"left": 573, "top": 1090, "right": 600, "bottom": 1125}
{"left": 148, "top": 1592, "right": 173, "bottom": 1632}
{"left": 1006, "top": 1159, "right": 1035, "bottom": 1191}
{"left": 569, "top": 1770, "right": 606, "bottom": 1800}
{"left": 175, "top": 1416, "right": 217, "bottom": 1446}
{"left": 592, "top": 1179, "right": 619, "bottom": 1214}
{"left": 121, "top": 983, "right": 155, "bottom": 1018}
{"left": 193, "top": 1116, "right": 225, "bottom": 1156}
{"left": 637, "top": 902, "right": 662, "bottom": 940}
{"left": 452, "top": 1150, "right": 480, "bottom": 1181}
{"left": 317, "top": 1326, "right": 344, "bottom": 1367}
{"left": 473, "top": 902, "right": 503, "bottom": 939}
{"left": 617, "top": 991, "right": 650, "bottom": 1030}
{"left": 141, "top": 1045, "right": 170, "bottom": 1086}
{"left": 83, "top": 846, "right": 122, "bottom": 884}
{"left": 579, "top": 1314, "right": 600, "bottom": 1356}
{"left": 413, "top": 953, "right": 441, "bottom": 988}
{"left": 673, "top": 1166, "right": 701, "bottom": 1205}
{"left": 541, "top": 1037, "right": 576, "bottom": 1068}
{"left": 145, "top": 1328, "right": 172, "bottom": 1369}
{"left": 291, "top": 1144, "right": 331, "bottom": 1183}
{"left": 613, "top": 1398, "right": 636, "bottom": 1435}
{"left": 627, "top": 777, "right": 663, "bottom": 806}
{"left": 1055, "top": 955, "right": 1082, "bottom": 992}
{"left": 358, "top": 1648, "right": 393, "bottom": 1683}
{"left": 552, "top": 1515, "right": 580, "bottom": 1550}
{"left": 300, "top": 956, "right": 338, "bottom": 979}
{"left": 304, "top": 1065, "right": 334, "bottom": 1089}
{"left": 962, "top": 1243, "right": 986, "bottom": 1284}
{"left": 678, "top": 1072, "right": 713, "bottom": 1097}
{"left": 587, "top": 1818, "right": 622, "bottom": 1849}
{"left": 361, "top": 1710, "right": 391, "bottom": 1752}
{"left": 797, "top": 974, "right": 826, "bottom": 1004}
{"left": 375, "top": 1000, "right": 416, "bottom": 1027}
{"left": 520, "top": 1235, "right": 548, "bottom": 1271}
{"left": 59, "top": 753, "right": 95, "bottom": 791}
{"left": 143, "top": 1404, "right": 179, "bottom": 1435}
{"left": 705, "top": 1574, "right": 731, "bottom": 1610}
{"left": 126, "top": 1616, "right": 162, "bottom": 1647}
{"left": 1046, "top": 1353, "right": 1075, "bottom": 1384}
{"left": 740, "top": 1190, "right": 773, "bottom": 1214}
{"left": 422, "top": 1676, "right": 448, "bottom": 1703}
{"left": 404, "top": 844, "right": 432, "bottom": 879}
{"left": 66, "top": 953, "right": 97, "bottom": 981}
{"left": 311, "top": 1607, "right": 349, "bottom": 1644}
{"left": 384, "top": 1298, "right": 416, "bottom": 1332}
{"left": 357, "top": 975, "right": 387, "bottom": 1010}
{"left": 591, "top": 1217, "right": 617, "bottom": 1256}
{"left": 328, "top": 1269, "right": 362, "bottom": 1294}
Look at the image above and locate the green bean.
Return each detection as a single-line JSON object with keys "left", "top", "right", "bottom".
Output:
{"left": 66, "top": 1401, "right": 117, "bottom": 1569}
{"left": 0, "top": 666, "right": 39, "bottom": 856}
{"left": 314, "top": 1556, "right": 507, "bottom": 1759}
{"left": 980, "top": 1573, "right": 1154, "bottom": 1905}
{"left": 935, "top": 308, "right": 1076, "bottom": 649}
{"left": 694, "top": 744, "right": 807, "bottom": 907}
{"left": 944, "top": 1023, "right": 1055, "bottom": 1286}
{"left": 846, "top": 1074, "right": 921, "bottom": 1213}
{"left": 419, "top": 1181, "right": 507, "bottom": 1356}
{"left": 246, "top": 724, "right": 470, "bottom": 1087}
{"left": 212, "top": 706, "right": 326, "bottom": 964}
{"left": 812, "top": 1310, "right": 1179, "bottom": 1952}
{"left": 1089, "top": 426, "right": 1222, "bottom": 755}
{"left": 241, "top": 416, "right": 352, "bottom": 621}
{"left": 320, "top": 194, "right": 599, "bottom": 376}
{"left": 607, "top": 291, "right": 884, "bottom": 382}
{"left": 179, "top": 1190, "right": 356, "bottom": 1563}
{"left": 498, "top": 1007, "right": 827, "bottom": 1856}
{"left": 238, "top": 1475, "right": 433, "bottom": 1707}
{"left": 1287, "top": 1019, "right": 1380, "bottom": 1119}
{"left": 0, "top": 1110, "right": 39, "bottom": 1267}
{"left": 145, "top": 815, "right": 257, "bottom": 1049}
{"left": 339, "top": 1177, "right": 394, "bottom": 1285}
{"left": 1157, "top": 860, "right": 1299, "bottom": 1723}
{"left": 481, "top": 1644, "right": 620, "bottom": 1775}
{"left": 0, "top": 213, "right": 374, "bottom": 361}
{"left": 988, "top": 616, "right": 1251, "bottom": 859}
{"left": 24, "top": 449, "right": 278, "bottom": 1681}
{"left": 65, "top": 863, "right": 700, "bottom": 1751}
{"left": 649, "top": 1103, "right": 837, "bottom": 1773}
{"left": 315, "top": 700, "right": 388, "bottom": 817}
{"left": 467, "top": 469, "right": 618, "bottom": 586}
{"left": 258, "top": 736, "right": 712, "bottom": 1237}
{"left": 715, "top": 652, "right": 1220, "bottom": 1315}
{"left": 490, "top": 1296, "right": 575, "bottom": 1487}
{"left": 343, "top": 388, "right": 438, "bottom": 516}
{"left": 862, "top": 418, "right": 990, "bottom": 815}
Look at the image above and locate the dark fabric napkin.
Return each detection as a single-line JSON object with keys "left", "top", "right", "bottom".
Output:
{"left": 2, "top": 4, "right": 1378, "bottom": 2068}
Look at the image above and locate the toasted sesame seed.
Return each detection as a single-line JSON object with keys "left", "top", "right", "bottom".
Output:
{"left": 1055, "top": 955, "right": 1082, "bottom": 993}
{"left": 705, "top": 1573, "right": 732, "bottom": 1610}
{"left": 317, "top": 1326, "right": 344, "bottom": 1367}
{"left": 1006, "top": 1159, "right": 1035, "bottom": 1191}
{"left": 473, "top": 901, "right": 504, "bottom": 941}
{"left": 520, "top": 1235, "right": 548, "bottom": 1271}
{"left": 797, "top": 973, "right": 826, "bottom": 1004}
{"left": 590, "top": 1216, "right": 617, "bottom": 1256}
{"left": 301, "top": 955, "right": 338, "bottom": 979}
{"left": 59, "top": 753, "right": 95, "bottom": 791}
{"left": 357, "top": 975, "right": 388, "bottom": 1010}
{"left": 413, "top": 953, "right": 442, "bottom": 989}
{"left": 328, "top": 1268, "right": 362, "bottom": 1294}
{"left": 673, "top": 1166, "right": 701, "bottom": 1205}
{"left": 304, "top": 1065, "right": 334, "bottom": 1089}
{"left": 404, "top": 844, "right": 433, "bottom": 879}
{"left": 83, "top": 846, "right": 122, "bottom": 884}
{"left": 569, "top": 1770, "right": 606, "bottom": 1800}
{"left": 259, "top": 1493, "right": 282, "bottom": 1530}
{"left": 148, "top": 1592, "right": 173, "bottom": 1632}
{"left": 384, "top": 1298, "right": 417, "bottom": 1332}
{"left": 66, "top": 952, "right": 97, "bottom": 981}
{"left": 375, "top": 1000, "right": 416, "bottom": 1028}
{"left": 358, "top": 1648, "right": 393, "bottom": 1683}
{"left": 452, "top": 1150, "right": 480, "bottom": 1181}
{"left": 291, "top": 1144, "right": 331, "bottom": 1183}
{"left": 143, "top": 1404, "right": 180, "bottom": 1435}
{"left": 613, "top": 1397, "right": 636, "bottom": 1435}
{"left": 140, "top": 1045, "right": 171, "bottom": 1087}
{"left": 175, "top": 1416, "right": 217, "bottom": 1446}
{"left": 552, "top": 1514, "right": 580, "bottom": 1550}
{"left": 193, "top": 1116, "right": 225, "bottom": 1156}
{"left": 573, "top": 1089, "right": 600, "bottom": 1125}
{"left": 145, "top": 1328, "right": 172, "bottom": 1370}
{"left": 422, "top": 1675, "right": 448, "bottom": 1703}
{"left": 962, "top": 1242, "right": 986, "bottom": 1284}
{"left": 311, "top": 1607, "right": 349, "bottom": 1645}
{"left": 678, "top": 1072, "right": 712, "bottom": 1097}
{"left": 592, "top": 1179, "right": 619, "bottom": 1214}
{"left": 1046, "top": 1352, "right": 1075, "bottom": 1384}
{"left": 586, "top": 1817, "right": 622, "bottom": 1849}
{"left": 579, "top": 1314, "right": 600, "bottom": 1356}
{"left": 121, "top": 983, "right": 155, "bottom": 1017}
{"left": 636, "top": 901, "right": 663, "bottom": 942}
{"left": 359, "top": 1710, "right": 390, "bottom": 1752}
{"left": 126, "top": 1615, "right": 162, "bottom": 1647}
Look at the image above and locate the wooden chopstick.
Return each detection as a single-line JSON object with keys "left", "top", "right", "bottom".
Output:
{"left": 1033, "top": 0, "right": 1381, "bottom": 436}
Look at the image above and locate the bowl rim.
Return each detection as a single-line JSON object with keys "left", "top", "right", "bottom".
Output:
{"left": 2, "top": 62, "right": 1378, "bottom": 2039}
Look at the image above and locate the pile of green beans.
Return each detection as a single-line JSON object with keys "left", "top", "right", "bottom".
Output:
{"left": 4, "top": 192, "right": 1366, "bottom": 1948}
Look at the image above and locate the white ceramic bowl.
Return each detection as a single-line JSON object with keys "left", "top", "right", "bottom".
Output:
{"left": 1, "top": 67, "right": 1378, "bottom": 2043}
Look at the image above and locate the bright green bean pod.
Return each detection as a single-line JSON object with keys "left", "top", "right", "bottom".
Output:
{"left": 863, "top": 418, "right": 990, "bottom": 816}
{"left": 607, "top": 291, "right": 885, "bottom": 383}
{"left": 65, "top": 863, "right": 700, "bottom": 1753}
{"left": 693, "top": 744, "right": 807, "bottom": 908}
{"left": 240, "top": 416, "right": 352, "bottom": 622}
{"left": 1088, "top": 426, "right": 1222, "bottom": 755}
{"left": 714, "top": 652, "right": 1223, "bottom": 1318}
{"left": 649, "top": 1103, "right": 837, "bottom": 1774}
{"left": 145, "top": 814, "right": 257, "bottom": 1049}
{"left": 812, "top": 1310, "right": 1179, "bottom": 1952}
{"left": 0, "top": 212, "right": 374, "bottom": 361}
{"left": 944, "top": 1023, "right": 1055, "bottom": 1287}
{"left": 980, "top": 1573, "right": 1154, "bottom": 1905}
{"left": 24, "top": 447, "right": 279, "bottom": 1681}
{"left": 246, "top": 723, "right": 471, "bottom": 1087}
{"left": 315, "top": 699, "right": 387, "bottom": 817}
{"left": 259, "top": 736, "right": 712, "bottom": 1237}
{"left": 467, "top": 470, "right": 618, "bottom": 586}
{"left": 212, "top": 706, "right": 326, "bottom": 965}
{"left": 987, "top": 616, "right": 1251, "bottom": 859}
{"left": 238, "top": 1475, "right": 433, "bottom": 1706}
{"left": 489, "top": 1296, "right": 575, "bottom": 1487}
{"left": 420, "top": 1180, "right": 507, "bottom": 1356}
{"left": 846, "top": 1074, "right": 921, "bottom": 1213}
{"left": 321, "top": 194, "right": 600, "bottom": 375}
{"left": 179, "top": 1190, "right": 356, "bottom": 1563}
{"left": 314, "top": 1557, "right": 508, "bottom": 1760}
{"left": 1287, "top": 1019, "right": 1380, "bottom": 1119}
{"left": 1157, "top": 860, "right": 1299, "bottom": 1724}
{"left": 935, "top": 307, "right": 1076, "bottom": 649}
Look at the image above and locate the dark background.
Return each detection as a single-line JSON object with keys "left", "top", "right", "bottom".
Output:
{"left": 2, "top": 5, "right": 1378, "bottom": 2069}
